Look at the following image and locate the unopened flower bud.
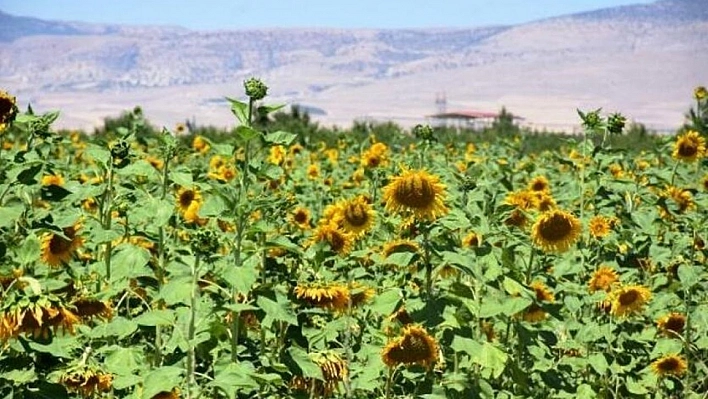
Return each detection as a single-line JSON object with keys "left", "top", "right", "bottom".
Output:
{"left": 244, "top": 78, "right": 268, "bottom": 101}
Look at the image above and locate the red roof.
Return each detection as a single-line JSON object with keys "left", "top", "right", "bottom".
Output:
{"left": 427, "top": 110, "right": 522, "bottom": 120}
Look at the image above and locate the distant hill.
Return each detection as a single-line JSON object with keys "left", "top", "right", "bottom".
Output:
{"left": 0, "top": 0, "right": 706, "bottom": 131}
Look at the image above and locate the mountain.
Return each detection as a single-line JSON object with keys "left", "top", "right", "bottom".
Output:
{"left": 0, "top": 0, "right": 706, "bottom": 131}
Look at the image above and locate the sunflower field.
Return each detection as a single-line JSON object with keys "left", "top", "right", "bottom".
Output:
{"left": 0, "top": 82, "right": 707, "bottom": 399}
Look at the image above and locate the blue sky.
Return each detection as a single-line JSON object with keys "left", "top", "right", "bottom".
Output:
{"left": 0, "top": 0, "right": 655, "bottom": 29}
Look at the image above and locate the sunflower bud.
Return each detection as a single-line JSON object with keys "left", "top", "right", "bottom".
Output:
{"left": 607, "top": 112, "right": 626, "bottom": 135}
{"left": 413, "top": 124, "right": 435, "bottom": 142}
{"left": 695, "top": 86, "right": 707, "bottom": 101}
{"left": 110, "top": 140, "right": 130, "bottom": 167}
{"left": 244, "top": 78, "right": 268, "bottom": 101}
{"left": 190, "top": 229, "right": 220, "bottom": 257}
{"left": 579, "top": 109, "right": 602, "bottom": 131}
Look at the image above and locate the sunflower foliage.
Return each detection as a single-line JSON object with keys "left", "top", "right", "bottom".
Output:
{"left": 0, "top": 83, "right": 707, "bottom": 399}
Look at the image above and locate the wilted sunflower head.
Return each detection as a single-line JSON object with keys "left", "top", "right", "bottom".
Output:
{"left": 531, "top": 210, "right": 581, "bottom": 253}
{"left": 0, "top": 90, "right": 18, "bottom": 131}
{"left": 294, "top": 283, "right": 350, "bottom": 312}
{"left": 41, "top": 224, "right": 83, "bottom": 267}
{"left": 672, "top": 130, "right": 706, "bottom": 162}
{"left": 650, "top": 354, "right": 687, "bottom": 377}
{"left": 60, "top": 367, "right": 113, "bottom": 397}
{"left": 608, "top": 284, "right": 651, "bottom": 318}
{"left": 588, "top": 266, "right": 619, "bottom": 293}
{"left": 381, "top": 325, "right": 439, "bottom": 368}
{"left": 383, "top": 169, "right": 448, "bottom": 221}
{"left": 71, "top": 298, "right": 113, "bottom": 320}
{"left": 662, "top": 186, "right": 694, "bottom": 214}
{"left": 656, "top": 312, "right": 686, "bottom": 337}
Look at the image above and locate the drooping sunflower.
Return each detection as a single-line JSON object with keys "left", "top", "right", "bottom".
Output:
{"left": 530, "top": 281, "right": 555, "bottom": 303}
{"left": 0, "top": 90, "right": 18, "bottom": 132}
{"left": 151, "top": 389, "right": 181, "bottom": 399}
{"left": 588, "top": 266, "right": 619, "bottom": 293}
{"left": 41, "top": 224, "right": 83, "bottom": 267}
{"left": 41, "top": 174, "right": 65, "bottom": 187}
{"left": 650, "top": 354, "right": 688, "bottom": 377}
{"left": 461, "top": 232, "right": 482, "bottom": 248}
{"left": 381, "top": 325, "right": 439, "bottom": 368}
{"left": 521, "top": 281, "right": 555, "bottom": 323}
{"left": 349, "top": 283, "right": 375, "bottom": 307}
{"left": 72, "top": 298, "right": 113, "bottom": 320}
{"left": 338, "top": 195, "right": 375, "bottom": 237}
{"left": 672, "top": 130, "right": 706, "bottom": 162}
{"left": 381, "top": 239, "right": 420, "bottom": 259}
{"left": 383, "top": 169, "right": 448, "bottom": 221}
{"left": 294, "top": 283, "right": 350, "bottom": 312}
{"left": 588, "top": 215, "right": 613, "bottom": 239}
{"left": 310, "top": 223, "right": 353, "bottom": 255}
{"left": 656, "top": 312, "right": 686, "bottom": 337}
{"left": 608, "top": 284, "right": 651, "bottom": 317}
{"left": 291, "top": 207, "right": 312, "bottom": 230}
{"left": 531, "top": 210, "right": 581, "bottom": 253}
{"left": 60, "top": 367, "right": 113, "bottom": 398}
{"left": 662, "top": 186, "right": 694, "bottom": 214}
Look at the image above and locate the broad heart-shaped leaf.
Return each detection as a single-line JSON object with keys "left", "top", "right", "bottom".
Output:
{"left": 84, "top": 144, "right": 111, "bottom": 166}
{"left": 264, "top": 130, "right": 297, "bottom": 146}
{"left": 369, "top": 288, "right": 401, "bottom": 316}
{"left": 170, "top": 169, "right": 193, "bottom": 188}
{"left": 15, "top": 234, "right": 40, "bottom": 266}
{"left": 158, "top": 276, "right": 193, "bottom": 306}
{"left": 677, "top": 264, "right": 700, "bottom": 289}
{"left": 286, "top": 346, "right": 322, "bottom": 379}
{"left": 27, "top": 335, "right": 79, "bottom": 359}
{"left": 257, "top": 296, "right": 298, "bottom": 327}
{"left": 103, "top": 345, "right": 145, "bottom": 376}
{"left": 110, "top": 244, "right": 152, "bottom": 282}
{"left": 134, "top": 309, "right": 176, "bottom": 327}
{"left": 235, "top": 125, "right": 259, "bottom": 143}
{"left": 200, "top": 194, "right": 227, "bottom": 217}
{"left": 0, "top": 205, "right": 22, "bottom": 228}
{"left": 587, "top": 353, "right": 609, "bottom": 375}
{"left": 472, "top": 342, "right": 508, "bottom": 379}
{"left": 210, "top": 362, "right": 260, "bottom": 398}
{"left": 650, "top": 338, "right": 683, "bottom": 358}
{"left": 576, "top": 384, "right": 597, "bottom": 399}
{"left": 451, "top": 335, "right": 483, "bottom": 356}
{"left": 2, "top": 368, "right": 36, "bottom": 384}
{"left": 257, "top": 103, "right": 286, "bottom": 116}
{"left": 86, "top": 316, "right": 138, "bottom": 340}
{"left": 383, "top": 252, "right": 416, "bottom": 267}
{"left": 222, "top": 255, "right": 258, "bottom": 295}
{"left": 142, "top": 366, "right": 184, "bottom": 399}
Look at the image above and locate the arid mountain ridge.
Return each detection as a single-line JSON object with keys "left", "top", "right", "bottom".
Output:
{"left": 0, "top": 0, "right": 706, "bottom": 132}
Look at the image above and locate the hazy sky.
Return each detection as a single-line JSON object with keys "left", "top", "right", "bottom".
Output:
{"left": 0, "top": 0, "right": 656, "bottom": 29}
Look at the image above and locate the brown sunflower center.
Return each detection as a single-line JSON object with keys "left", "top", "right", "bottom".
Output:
{"left": 49, "top": 235, "right": 73, "bottom": 254}
{"left": 0, "top": 97, "right": 14, "bottom": 121}
{"left": 344, "top": 204, "right": 368, "bottom": 226}
{"left": 665, "top": 316, "right": 685, "bottom": 333}
{"left": 179, "top": 191, "right": 195, "bottom": 207}
{"left": 402, "top": 333, "right": 434, "bottom": 360}
{"left": 678, "top": 141, "right": 698, "bottom": 157}
{"left": 327, "top": 231, "right": 346, "bottom": 252}
{"left": 394, "top": 175, "right": 435, "bottom": 209}
{"left": 657, "top": 358, "right": 680, "bottom": 372}
{"left": 618, "top": 290, "right": 639, "bottom": 306}
{"left": 538, "top": 214, "right": 573, "bottom": 241}
{"left": 294, "top": 210, "right": 308, "bottom": 224}
{"left": 531, "top": 182, "right": 546, "bottom": 191}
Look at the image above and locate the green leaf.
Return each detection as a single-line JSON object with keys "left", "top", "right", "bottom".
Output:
{"left": 235, "top": 125, "right": 259, "bottom": 143}
{"left": 264, "top": 131, "right": 297, "bottom": 146}
{"left": 159, "top": 276, "right": 193, "bottom": 306}
{"left": 210, "top": 362, "right": 259, "bottom": 397}
{"left": 200, "top": 195, "right": 227, "bottom": 217}
{"left": 134, "top": 309, "right": 176, "bottom": 327}
{"left": 222, "top": 256, "right": 258, "bottom": 295}
{"left": 257, "top": 296, "right": 298, "bottom": 326}
{"left": 28, "top": 336, "right": 78, "bottom": 358}
{"left": 626, "top": 378, "right": 649, "bottom": 394}
{"left": 383, "top": 252, "right": 416, "bottom": 267}
{"left": 110, "top": 244, "right": 152, "bottom": 282}
{"left": 85, "top": 145, "right": 110, "bottom": 166}
{"left": 142, "top": 366, "right": 184, "bottom": 399}
{"left": 1, "top": 368, "right": 36, "bottom": 384}
{"left": 287, "top": 346, "right": 322, "bottom": 379}
{"left": 650, "top": 339, "right": 683, "bottom": 358}
{"left": 170, "top": 170, "right": 193, "bottom": 188}
{"left": 0, "top": 206, "right": 22, "bottom": 228}
{"left": 227, "top": 97, "right": 249, "bottom": 125}
{"left": 369, "top": 289, "right": 401, "bottom": 316}
{"left": 104, "top": 346, "right": 144, "bottom": 376}
{"left": 587, "top": 353, "right": 608, "bottom": 375}
{"left": 472, "top": 342, "right": 508, "bottom": 379}
{"left": 90, "top": 317, "right": 138, "bottom": 339}
{"left": 16, "top": 163, "right": 43, "bottom": 185}
{"left": 677, "top": 265, "right": 700, "bottom": 289}
{"left": 576, "top": 384, "right": 596, "bottom": 399}
{"left": 16, "top": 234, "right": 40, "bottom": 265}
{"left": 451, "top": 336, "right": 482, "bottom": 356}
{"left": 257, "top": 103, "right": 287, "bottom": 116}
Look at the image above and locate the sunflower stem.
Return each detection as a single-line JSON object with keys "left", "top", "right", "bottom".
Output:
{"left": 384, "top": 367, "right": 394, "bottom": 399}
{"left": 423, "top": 226, "right": 433, "bottom": 299}
{"left": 669, "top": 161, "right": 680, "bottom": 186}
{"left": 525, "top": 247, "right": 535, "bottom": 284}
{"left": 187, "top": 255, "right": 200, "bottom": 399}
{"left": 154, "top": 145, "right": 172, "bottom": 367}
{"left": 102, "top": 160, "right": 115, "bottom": 283}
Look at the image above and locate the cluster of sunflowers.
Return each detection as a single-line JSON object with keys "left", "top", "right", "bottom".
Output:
{"left": 1, "top": 84, "right": 707, "bottom": 399}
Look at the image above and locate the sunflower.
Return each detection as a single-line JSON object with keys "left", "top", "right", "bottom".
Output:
{"left": 268, "top": 145, "right": 286, "bottom": 165}
{"left": 349, "top": 283, "right": 375, "bottom": 307}
{"left": 522, "top": 304, "right": 548, "bottom": 323}
{"left": 534, "top": 192, "right": 556, "bottom": 212}
{"left": 672, "top": 130, "right": 706, "bottom": 162}
{"left": 383, "top": 169, "right": 448, "bottom": 221}
{"left": 294, "top": 283, "right": 350, "bottom": 312}
{"left": 531, "top": 210, "right": 581, "bottom": 253}
{"left": 530, "top": 281, "right": 555, "bottom": 303}
{"left": 41, "top": 224, "right": 83, "bottom": 267}
{"left": 528, "top": 176, "right": 550, "bottom": 193}
{"left": 146, "top": 156, "right": 164, "bottom": 170}
{"left": 60, "top": 368, "right": 113, "bottom": 397}
{"left": 608, "top": 285, "right": 651, "bottom": 317}
{"left": 41, "top": 174, "right": 65, "bottom": 187}
{"left": 0, "top": 90, "right": 18, "bottom": 131}
{"left": 505, "top": 190, "right": 538, "bottom": 210}
{"left": 656, "top": 312, "right": 686, "bottom": 337}
{"left": 381, "top": 239, "right": 420, "bottom": 258}
{"left": 307, "top": 163, "right": 320, "bottom": 179}
{"left": 310, "top": 223, "right": 353, "bottom": 255}
{"left": 183, "top": 201, "right": 207, "bottom": 225}
{"left": 662, "top": 186, "right": 694, "bottom": 214}
{"left": 338, "top": 195, "right": 375, "bottom": 237}
{"left": 588, "top": 215, "right": 613, "bottom": 239}
{"left": 381, "top": 325, "right": 439, "bottom": 368}
{"left": 192, "top": 135, "right": 210, "bottom": 154}
{"left": 291, "top": 207, "right": 312, "bottom": 230}
{"left": 650, "top": 354, "right": 688, "bottom": 377}
{"left": 361, "top": 142, "right": 389, "bottom": 168}
{"left": 72, "top": 299, "right": 113, "bottom": 320}
{"left": 151, "top": 389, "right": 181, "bottom": 399}
{"left": 608, "top": 164, "right": 624, "bottom": 179}
{"left": 588, "top": 266, "right": 619, "bottom": 293}
{"left": 461, "top": 232, "right": 482, "bottom": 248}
{"left": 176, "top": 187, "right": 202, "bottom": 214}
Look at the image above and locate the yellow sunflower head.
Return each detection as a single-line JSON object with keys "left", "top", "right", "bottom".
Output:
{"left": 310, "top": 223, "right": 353, "bottom": 255}
{"left": 176, "top": 187, "right": 201, "bottom": 213}
{"left": 588, "top": 215, "right": 613, "bottom": 239}
{"left": 268, "top": 145, "right": 286, "bottom": 165}
{"left": 60, "top": 367, "right": 113, "bottom": 397}
{"left": 608, "top": 284, "right": 651, "bottom": 318}
{"left": 588, "top": 266, "right": 619, "bottom": 293}
{"left": 672, "top": 130, "right": 706, "bottom": 162}
{"left": 528, "top": 176, "right": 550, "bottom": 193}
{"left": 349, "top": 283, "right": 375, "bottom": 307}
{"left": 41, "top": 224, "right": 83, "bottom": 267}
{"left": 41, "top": 174, "right": 65, "bottom": 187}
{"left": 381, "top": 325, "right": 439, "bottom": 368}
{"left": 650, "top": 354, "right": 687, "bottom": 377}
{"left": 383, "top": 169, "right": 448, "bottom": 221}
{"left": 521, "top": 304, "right": 548, "bottom": 323}
{"left": 291, "top": 206, "right": 312, "bottom": 230}
{"left": 505, "top": 190, "right": 538, "bottom": 210}
{"left": 381, "top": 239, "right": 420, "bottom": 259}
{"left": 663, "top": 185, "right": 694, "bottom": 214}
{"left": 338, "top": 195, "right": 375, "bottom": 237}
{"left": 307, "top": 163, "right": 320, "bottom": 179}
{"left": 695, "top": 86, "right": 708, "bottom": 101}
{"left": 192, "top": 135, "right": 210, "bottom": 154}
{"left": 531, "top": 210, "right": 582, "bottom": 253}
{"left": 461, "top": 232, "right": 482, "bottom": 248}
{"left": 294, "top": 283, "right": 350, "bottom": 312}
{"left": 530, "top": 281, "right": 555, "bottom": 303}
{"left": 656, "top": 312, "right": 686, "bottom": 337}
{"left": 151, "top": 388, "right": 181, "bottom": 399}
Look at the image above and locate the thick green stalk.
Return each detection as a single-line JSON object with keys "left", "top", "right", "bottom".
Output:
{"left": 103, "top": 161, "right": 115, "bottom": 282}
{"left": 155, "top": 153, "right": 172, "bottom": 366}
{"left": 187, "top": 255, "right": 200, "bottom": 399}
